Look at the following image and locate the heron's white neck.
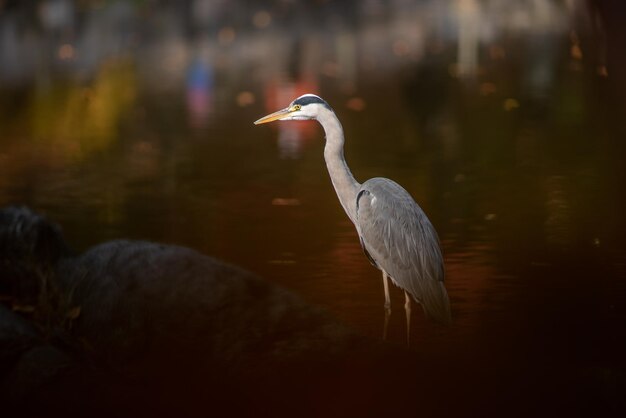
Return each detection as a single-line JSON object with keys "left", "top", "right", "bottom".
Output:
{"left": 317, "top": 108, "right": 360, "bottom": 224}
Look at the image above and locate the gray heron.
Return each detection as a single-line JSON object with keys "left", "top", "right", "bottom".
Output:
{"left": 255, "top": 94, "right": 451, "bottom": 343}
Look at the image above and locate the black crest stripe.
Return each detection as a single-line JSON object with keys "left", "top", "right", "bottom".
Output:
{"left": 293, "top": 95, "right": 332, "bottom": 110}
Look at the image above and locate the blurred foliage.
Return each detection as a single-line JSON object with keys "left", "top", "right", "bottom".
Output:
{"left": 28, "top": 59, "right": 136, "bottom": 162}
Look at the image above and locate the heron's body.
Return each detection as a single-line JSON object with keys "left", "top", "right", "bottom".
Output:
{"left": 356, "top": 178, "right": 450, "bottom": 323}
{"left": 255, "top": 94, "right": 451, "bottom": 341}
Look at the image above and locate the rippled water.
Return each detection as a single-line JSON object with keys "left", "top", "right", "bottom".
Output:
{"left": 1, "top": 1, "right": 625, "bottom": 415}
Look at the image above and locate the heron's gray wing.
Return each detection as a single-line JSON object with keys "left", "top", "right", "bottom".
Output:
{"left": 355, "top": 178, "right": 450, "bottom": 323}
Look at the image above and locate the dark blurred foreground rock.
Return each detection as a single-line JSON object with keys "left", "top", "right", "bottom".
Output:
{"left": 0, "top": 206, "right": 422, "bottom": 418}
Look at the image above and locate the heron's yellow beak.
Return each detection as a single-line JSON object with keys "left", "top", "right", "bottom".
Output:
{"left": 254, "top": 107, "right": 294, "bottom": 125}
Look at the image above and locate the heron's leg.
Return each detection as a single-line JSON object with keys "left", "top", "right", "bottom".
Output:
{"left": 382, "top": 271, "right": 391, "bottom": 340}
{"left": 404, "top": 291, "right": 412, "bottom": 347}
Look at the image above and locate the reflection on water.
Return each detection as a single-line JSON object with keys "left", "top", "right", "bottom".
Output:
{"left": 186, "top": 50, "right": 214, "bottom": 129}
{"left": 1, "top": 0, "right": 626, "bottom": 416}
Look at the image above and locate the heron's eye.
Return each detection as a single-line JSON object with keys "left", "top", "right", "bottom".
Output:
{"left": 293, "top": 105, "right": 301, "bottom": 111}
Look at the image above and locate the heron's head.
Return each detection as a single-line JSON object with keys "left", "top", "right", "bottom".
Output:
{"left": 254, "top": 94, "right": 332, "bottom": 125}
